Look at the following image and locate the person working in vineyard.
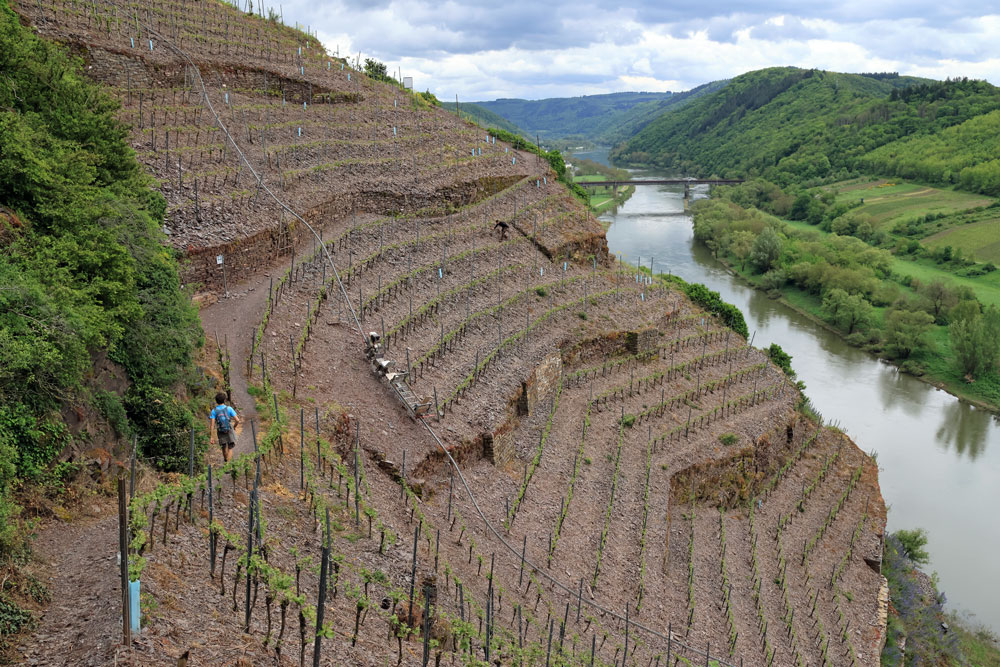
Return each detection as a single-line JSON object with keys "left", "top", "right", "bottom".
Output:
{"left": 493, "top": 219, "right": 509, "bottom": 240}
{"left": 209, "top": 392, "right": 240, "bottom": 462}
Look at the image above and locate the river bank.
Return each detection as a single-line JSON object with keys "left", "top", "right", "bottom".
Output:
{"left": 708, "top": 248, "right": 1000, "bottom": 414}
{"left": 591, "top": 183, "right": 635, "bottom": 214}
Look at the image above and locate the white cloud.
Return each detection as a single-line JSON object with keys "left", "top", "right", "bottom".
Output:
{"left": 276, "top": 0, "right": 1000, "bottom": 99}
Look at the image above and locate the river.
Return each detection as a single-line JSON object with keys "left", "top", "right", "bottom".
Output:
{"left": 572, "top": 148, "right": 1000, "bottom": 632}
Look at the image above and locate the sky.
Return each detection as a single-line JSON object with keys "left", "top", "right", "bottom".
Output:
{"left": 277, "top": 0, "right": 1000, "bottom": 101}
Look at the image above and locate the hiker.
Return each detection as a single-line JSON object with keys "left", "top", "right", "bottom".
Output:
{"left": 493, "top": 219, "right": 509, "bottom": 240}
{"left": 209, "top": 392, "right": 240, "bottom": 462}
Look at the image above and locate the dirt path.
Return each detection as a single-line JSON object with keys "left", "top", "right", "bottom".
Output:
{"left": 13, "top": 259, "right": 295, "bottom": 666}
{"left": 17, "top": 503, "right": 121, "bottom": 666}
{"left": 199, "top": 268, "right": 279, "bottom": 459}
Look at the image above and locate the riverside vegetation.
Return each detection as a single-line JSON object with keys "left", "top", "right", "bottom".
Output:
{"left": 691, "top": 181, "right": 1000, "bottom": 409}
{"left": 572, "top": 158, "right": 635, "bottom": 213}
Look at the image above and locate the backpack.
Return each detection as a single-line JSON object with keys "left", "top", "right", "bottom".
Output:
{"left": 215, "top": 406, "right": 232, "bottom": 434}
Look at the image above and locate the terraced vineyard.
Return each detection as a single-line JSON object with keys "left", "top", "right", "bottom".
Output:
{"left": 11, "top": 0, "right": 890, "bottom": 664}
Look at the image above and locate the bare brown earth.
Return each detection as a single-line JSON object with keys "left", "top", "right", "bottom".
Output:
{"left": 11, "top": 0, "right": 889, "bottom": 665}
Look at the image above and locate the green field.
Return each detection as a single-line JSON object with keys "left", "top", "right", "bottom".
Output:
{"left": 923, "top": 216, "right": 1000, "bottom": 263}
{"left": 888, "top": 256, "right": 1000, "bottom": 308}
{"left": 831, "top": 180, "right": 992, "bottom": 228}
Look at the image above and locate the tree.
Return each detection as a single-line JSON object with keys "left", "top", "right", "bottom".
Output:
{"left": 729, "top": 230, "right": 756, "bottom": 271}
{"left": 884, "top": 308, "right": 934, "bottom": 358}
{"left": 364, "top": 58, "right": 389, "bottom": 81}
{"left": 919, "top": 280, "right": 959, "bottom": 321}
{"left": 894, "top": 528, "right": 930, "bottom": 565}
{"left": 789, "top": 192, "right": 813, "bottom": 220}
{"left": 749, "top": 227, "right": 782, "bottom": 273}
{"left": 822, "top": 288, "right": 875, "bottom": 334}
{"left": 950, "top": 305, "right": 1000, "bottom": 378}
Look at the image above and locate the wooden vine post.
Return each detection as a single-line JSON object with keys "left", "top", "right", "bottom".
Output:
{"left": 117, "top": 476, "right": 131, "bottom": 646}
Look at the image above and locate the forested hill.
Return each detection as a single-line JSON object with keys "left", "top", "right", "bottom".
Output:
{"left": 859, "top": 108, "right": 1000, "bottom": 195}
{"left": 611, "top": 67, "right": 1000, "bottom": 187}
{"left": 470, "top": 86, "right": 726, "bottom": 145}
{"left": 473, "top": 92, "right": 671, "bottom": 141}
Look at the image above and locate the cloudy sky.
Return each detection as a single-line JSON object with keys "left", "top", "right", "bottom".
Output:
{"left": 280, "top": 1, "right": 1000, "bottom": 101}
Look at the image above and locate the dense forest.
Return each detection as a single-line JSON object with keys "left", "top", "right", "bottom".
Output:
{"left": 612, "top": 67, "right": 1000, "bottom": 189}
{"left": 0, "top": 1, "right": 202, "bottom": 555}
{"left": 859, "top": 109, "right": 1000, "bottom": 194}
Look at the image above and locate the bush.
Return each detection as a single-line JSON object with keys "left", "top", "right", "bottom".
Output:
{"left": 718, "top": 433, "right": 738, "bottom": 446}
{"left": 893, "top": 528, "right": 931, "bottom": 565}
{"left": 677, "top": 279, "right": 750, "bottom": 339}
{"left": 125, "top": 383, "right": 206, "bottom": 473}
{"left": 766, "top": 344, "right": 795, "bottom": 377}
{"left": 760, "top": 269, "right": 786, "bottom": 291}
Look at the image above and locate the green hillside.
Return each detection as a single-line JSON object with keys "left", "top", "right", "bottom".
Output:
{"left": 595, "top": 80, "right": 729, "bottom": 146}
{"left": 612, "top": 67, "right": 1000, "bottom": 186}
{"left": 0, "top": 0, "right": 201, "bottom": 553}
{"left": 441, "top": 101, "right": 528, "bottom": 137}
{"left": 472, "top": 91, "right": 676, "bottom": 142}
{"left": 859, "top": 108, "right": 1000, "bottom": 195}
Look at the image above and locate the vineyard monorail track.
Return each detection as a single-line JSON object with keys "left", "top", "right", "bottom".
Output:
{"left": 71, "top": 3, "right": 746, "bottom": 662}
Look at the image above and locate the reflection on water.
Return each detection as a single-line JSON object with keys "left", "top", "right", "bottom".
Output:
{"left": 936, "top": 401, "right": 992, "bottom": 458}
{"left": 582, "top": 148, "right": 1000, "bottom": 631}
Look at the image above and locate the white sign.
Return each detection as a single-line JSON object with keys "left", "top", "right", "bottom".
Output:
{"left": 216, "top": 254, "right": 224, "bottom": 265}
{"left": 403, "top": 76, "right": 413, "bottom": 90}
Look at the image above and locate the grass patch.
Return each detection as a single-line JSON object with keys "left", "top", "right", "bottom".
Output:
{"left": 923, "top": 216, "right": 1000, "bottom": 264}
{"left": 951, "top": 615, "right": 1000, "bottom": 665}
{"left": 832, "top": 181, "right": 991, "bottom": 229}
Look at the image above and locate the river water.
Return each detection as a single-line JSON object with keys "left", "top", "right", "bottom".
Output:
{"left": 573, "top": 148, "right": 1000, "bottom": 631}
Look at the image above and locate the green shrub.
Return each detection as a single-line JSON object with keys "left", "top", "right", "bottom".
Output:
{"left": 125, "top": 383, "right": 207, "bottom": 473}
{"left": 673, "top": 279, "right": 750, "bottom": 339}
{"left": 93, "top": 389, "right": 130, "bottom": 438}
{"left": 766, "top": 343, "right": 795, "bottom": 377}
{"left": 718, "top": 433, "right": 738, "bottom": 446}
{"left": 0, "top": 595, "right": 34, "bottom": 638}
{"left": 895, "top": 528, "right": 930, "bottom": 565}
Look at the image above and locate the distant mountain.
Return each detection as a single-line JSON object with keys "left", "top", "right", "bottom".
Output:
{"left": 440, "top": 101, "right": 528, "bottom": 138}
{"left": 470, "top": 91, "right": 717, "bottom": 145}
{"left": 594, "top": 81, "right": 729, "bottom": 146}
{"left": 612, "top": 67, "right": 1000, "bottom": 186}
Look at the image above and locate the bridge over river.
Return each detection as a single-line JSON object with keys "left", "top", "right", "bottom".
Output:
{"left": 578, "top": 178, "right": 743, "bottom": 187}
{"left": 578, "top": 178, "right": 742, "bottom": 198}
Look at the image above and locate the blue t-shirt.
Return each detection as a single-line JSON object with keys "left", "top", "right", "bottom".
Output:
{"left": 209, "top": 405, "right": 237, "bottom": 431}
